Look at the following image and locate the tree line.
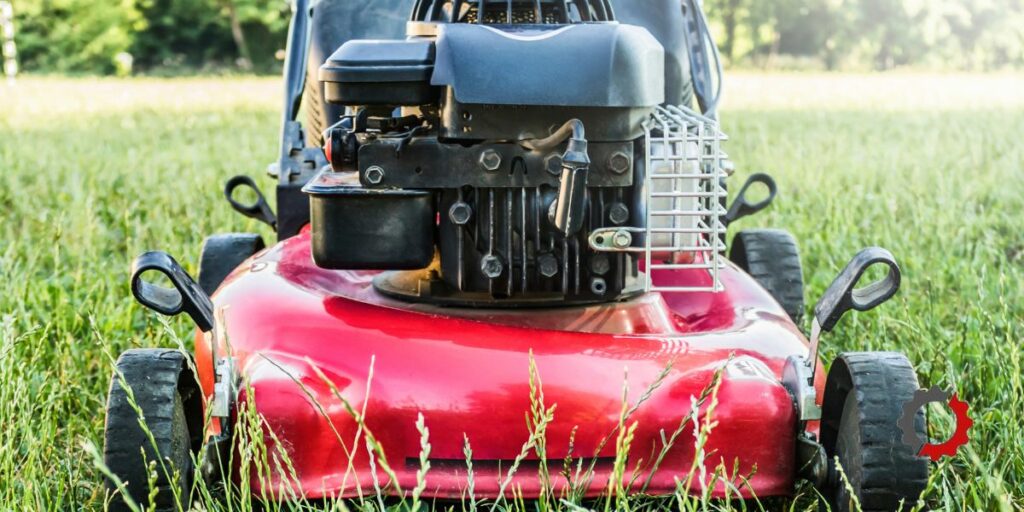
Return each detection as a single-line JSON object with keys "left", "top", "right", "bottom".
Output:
{"left": 9, "top": 0, "right": 1024, "bottom": 75}
{"left": 707, "top": 0, "right": 1024, "bottom": 71}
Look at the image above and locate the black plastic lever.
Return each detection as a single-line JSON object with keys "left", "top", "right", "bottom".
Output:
{"left": 725, "top": 172, "right": 777, "bottom": 224}
{"left": 813, "top": 247, "right": 901, "bottom": 332}
{"left": 225, "top": 175, "right": 277, "bottom": 229}
{"left": 130, "top": 251, "right": 215, "bottom": 332}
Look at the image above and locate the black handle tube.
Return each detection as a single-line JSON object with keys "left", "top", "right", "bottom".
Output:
{"left": 276, "top": 0, "right": 313, "bottom": 183}
{"left": 281, "top": 0, "right": 311, "bottom": 127}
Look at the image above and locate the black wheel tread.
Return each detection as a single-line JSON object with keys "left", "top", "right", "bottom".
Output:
{"left": 729, "top": 229, "right": 805, "bottom": 323}
{"left": 822, "top": 352, "right": 929, "bottom": 512}
{"left": 103, "top": 349, "right": 201, "bottom": 511}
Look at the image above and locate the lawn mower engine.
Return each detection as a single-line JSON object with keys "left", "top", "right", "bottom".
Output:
{"left": 307, "top": 1, "right": 723, "bottom": 305}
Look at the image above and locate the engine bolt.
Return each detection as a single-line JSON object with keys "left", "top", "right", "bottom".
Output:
{"left": 537, "top": 253, "right": 559, "bottom": 278}
{"left": 608, "top": 203, "right": 629, "bottom": 225}
{"left": 607, "top": 151, "right": 631, "bottom": 175}
{"left": 481, "top": 254, "right": 504, "bottom": 278}
{"left": 448, "top": 202, "right": 473, "bottom": 225}
{"left": 479, "top": 149, "right": 502, "bottom": 172}
{"left": 590, "top": 254, "right": 610, "bottom": 275}
{"left": 590, "top": 277, "right": 608, "bottom": 295}
{"left": 544, "top": 154, "right": 562, "bottom": 176}
{"left": 612, "top": 229, "right": 632, "bottom": 249}
{"left": 365, "top": 165, "right": 385, "bottom": 185}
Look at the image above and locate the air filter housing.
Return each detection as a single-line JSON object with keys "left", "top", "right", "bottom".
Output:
{"left": 319, "top": 39, "right": 436, "bottom": 106}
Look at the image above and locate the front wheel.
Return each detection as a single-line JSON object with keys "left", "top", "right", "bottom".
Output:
{"left": 103, "top": 349, "right": 203, "bottom": 511}
{"left": 818, "top": 352, "right": 929, "bottom": 511}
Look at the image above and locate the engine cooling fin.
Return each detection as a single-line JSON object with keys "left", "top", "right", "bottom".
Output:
{"left": 370, "top": 105, "right": 728, "bottom": 307}
{"left": 411, "top": 0, "right": 616, "bottom": 25}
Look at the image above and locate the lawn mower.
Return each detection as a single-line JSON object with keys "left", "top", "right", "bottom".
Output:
{"left": 104, "top": 0, "right": 931, "bottom": 510}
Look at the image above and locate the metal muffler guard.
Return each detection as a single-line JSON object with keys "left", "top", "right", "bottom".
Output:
{"left": 589, "top": 105, "right": 728, "bottom": 293}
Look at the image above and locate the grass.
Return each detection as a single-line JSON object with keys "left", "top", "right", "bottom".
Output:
{"left": 0, "top": 73, "right": 1022, "bottom": 511}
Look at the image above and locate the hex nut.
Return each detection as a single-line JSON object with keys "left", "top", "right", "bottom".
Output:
{"left": 537, "top": 253, "right": 559, "bottom": 278}
{"left": 448, "top": 202, "right": 473, "bottom": 225}
{"left": 365, "top": 165, "right": 385, "bottom": 185}
{"left": 479, "top": 149, "right": 502, "bottom": 172}
{"left": 544, "top": 154, "right": 563, "bottom": 176}
{"left": 612, "top": 230, "right": 632, "bottom": 249}
{"left": 481, "top": 254, "right": 504, "bottom": 278}
{"left": 590, "top": 254, "right": 610, "bottom": 276}
{"left": 607, "top": 151, "right": 630, "bottom": 175}
{"left": 608, "top": 203, "right": 629, "bottom": 225}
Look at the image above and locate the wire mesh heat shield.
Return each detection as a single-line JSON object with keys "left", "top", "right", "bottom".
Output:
{"left": 589, "top": 105, "right": 728, "bottom": 293}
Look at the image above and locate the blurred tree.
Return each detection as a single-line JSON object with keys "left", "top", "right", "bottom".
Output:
{"left": 703, "top": 0, "right": 779, "bottom": 66}
{"left": 719, "top": 0, "right": 740, "bottom": 61}
{"left": 130, "top": 0, "right": 285, "bottom": 71}
{"left": 222, "top": 0, "right": 251, "bottom": 69}
{"left": 14, "top": 0, "right": 142, "bottom": 73}
{"left": 8, "top": 0, "right": 1024, "bottom": 74}
{"left": 920, "top": 0, "right": 1024, "bottom": 69}
{"left": 217, "top": 0, "right": 290, "bottom": 70}
{"left": 704, "top": 0, "right": 1024, "bottom": 70}
{"left": 225, "top": 0, "right": 288, "bottom": 69}
{"left": 130, "top": 0, "right": 233, "bottom": 69}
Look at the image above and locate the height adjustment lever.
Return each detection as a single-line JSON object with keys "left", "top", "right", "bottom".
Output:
{"left": 225, "top": 175, "right": 277, "bottom": 229}
{"left": 808, "top": 247, "right": 902, "bottom": 375}
{"left": 787, "top": 247, "right": 902, "bottom": 422}
{"left": 130, "top": 251, "right": 214, "bottom": 332}
{"left": 725, "top": 173, "right": 776, "bottom": 224}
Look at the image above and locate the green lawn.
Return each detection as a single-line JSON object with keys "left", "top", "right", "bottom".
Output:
{"left": 0, "top": 74, "right": 1022, "bottom": 511}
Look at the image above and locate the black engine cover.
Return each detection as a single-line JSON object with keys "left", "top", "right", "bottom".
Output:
{"left": 432, "top": 23, "right": 663, "bottom": 141}
{"left": 431, "top": 23, "right": 663, "bottom": 108}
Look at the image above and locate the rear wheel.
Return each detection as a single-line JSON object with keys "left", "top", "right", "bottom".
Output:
{"left": 819, "top": 352, "right": 929, "bottom": 511}
{"left": 729, "top": 228, "right": 804, "bottom": 323}
{"left": 198, "top": 233, "right": 265, "bottom": 295}
{"left": 103, "top": 349, "right": 203, "bottom": 512}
